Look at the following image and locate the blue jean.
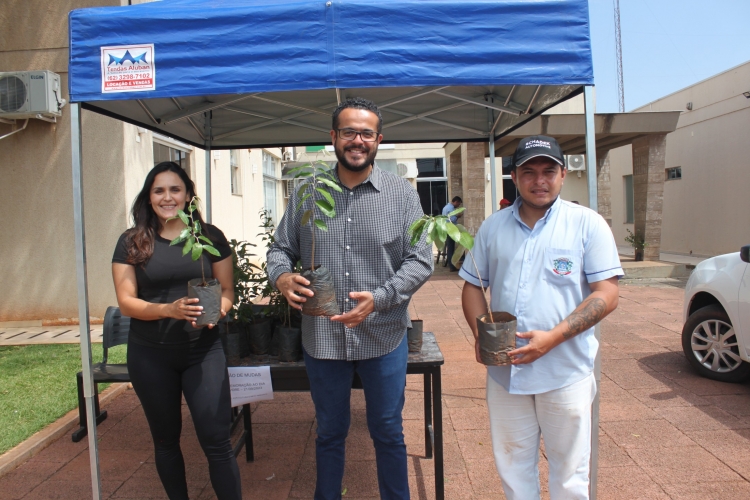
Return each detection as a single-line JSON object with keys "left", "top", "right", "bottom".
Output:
{"left": 303, "top": 335, "right": 409, "bottom": 500}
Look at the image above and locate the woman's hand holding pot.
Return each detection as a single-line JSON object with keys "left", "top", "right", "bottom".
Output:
{"left": 168, "top": 297, "right": 203, "bottom": 321}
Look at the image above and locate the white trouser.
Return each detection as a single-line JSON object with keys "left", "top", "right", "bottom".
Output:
{"left": 486, "top": 372, "right": 597, "bottom": 500}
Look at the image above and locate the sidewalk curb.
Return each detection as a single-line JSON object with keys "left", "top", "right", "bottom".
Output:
{"left": 0, "top": 383, "right": 129, "bottom": 478}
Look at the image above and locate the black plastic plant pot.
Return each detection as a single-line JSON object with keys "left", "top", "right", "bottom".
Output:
{"left": 407, "top": 319, "right": 423, "bottom": 353}
{"left": 225, "top": 330, "right": 241, "bottom": 366}
{"left": 476, "top": 312, "right": 517, "bottom": 366}
{"left": 300, "top": 266, "right": 341, "bottom": 317}
{"left": 187, "top": 278, "right": 222, "bottom": 326}
{"left": 226, "top": 321, "right": 247, "bottom": 357}
{"left": 275, "top": 325, "right": 302, "bottom": 362}
{"left": 247, "top": 318, "right": 273, "bottom": 355}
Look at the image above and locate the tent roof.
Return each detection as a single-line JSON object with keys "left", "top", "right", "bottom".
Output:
{"left": 68, "top": 0, "right": 594, "bottom": 147}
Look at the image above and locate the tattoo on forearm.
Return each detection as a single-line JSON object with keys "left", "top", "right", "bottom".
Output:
{"left": 563, "top": 298, "right": 607, "bottom": 340}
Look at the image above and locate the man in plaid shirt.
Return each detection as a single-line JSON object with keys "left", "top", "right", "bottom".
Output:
{"left": 268, "top": 97, "right": 433, "bottom": 499}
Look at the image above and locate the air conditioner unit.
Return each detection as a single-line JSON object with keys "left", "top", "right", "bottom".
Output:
{"left": 0, "top": 71, "right": 65, "bottom": 119}
{"left": 395, "top": 159, "right": 418, "bottom": 178}
{"left": 282, "top": 149, "right": 295, "bottom": 162}
{"left": 566, "top": 155, "right": 586, "bottom": 171}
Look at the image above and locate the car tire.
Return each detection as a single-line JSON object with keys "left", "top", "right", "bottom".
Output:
{"left": 682, "top": 304, "right": 750, "bottom": 383}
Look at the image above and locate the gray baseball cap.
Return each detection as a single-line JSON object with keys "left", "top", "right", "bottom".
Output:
{"left": 511, "top": 135, "right": 565, "bottom": 168}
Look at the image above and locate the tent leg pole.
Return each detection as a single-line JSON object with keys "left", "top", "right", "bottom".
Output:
{"left": 583, "top": 86, "right": 600, "bottom": 500}
{"left": 487, "top": 109, "right": 498, "bottom": 214}
{"left": 204, "top": 111, "right": 212, "bottom": 223}
{"left": 71, "top": 103, "right": 102, "bottom": 500}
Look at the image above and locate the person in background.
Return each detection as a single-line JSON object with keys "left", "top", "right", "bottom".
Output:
{"left": 442, "top": 196, "right": 463, "bottom": 271}
{"left": 460, "top": 135, "right": 622, "bottom": 499}
{"left": 499, "top": 198, "right": 512, "bottom": 210}
{"left": 112, "top": 162, "right": 241, "bottom": 500}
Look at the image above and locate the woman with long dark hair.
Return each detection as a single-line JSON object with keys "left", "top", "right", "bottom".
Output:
{"left": 112, "top": 162, "right": 241, "bottom": 499}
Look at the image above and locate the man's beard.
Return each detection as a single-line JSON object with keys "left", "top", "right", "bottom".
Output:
{"left": 334, "top": 142, "right": 378, "bottom": 173}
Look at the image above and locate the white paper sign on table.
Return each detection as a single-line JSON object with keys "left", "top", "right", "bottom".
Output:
{"left": 228, "top": 366, "right": 274, "bottom": 407}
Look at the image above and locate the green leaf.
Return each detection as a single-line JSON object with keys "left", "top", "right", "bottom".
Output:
{"left": 317, "top": 176, "right": 343, "bottom": 193}
{"left": 169, "top": 228, "right": 191, "bottom": 246}
{"left": 182, "top": 238, "right": 194, "bottom": 256}
{"left": 300, "top": 209, "right": 312, "bottom": 227}
{"left": 315, "top": 187, "right": 335, "bottom": 207}
{"left": 314, "top": 219, "right": 328, "bottom": 231}
{"left": 446, "top": 221, "right": 461, "bottom": 243}
{"left": 198, "top": 235, "right": 213, "bottom": 245}
{"left": 424, "top": 219, "right": 435, "bottom": 244}
{"left": 204, "top": 245, "right": 221, "bottom": 257}
{"left": 193, "top": 221, "right": 201, "bottom": 234}
{"left": 297, "top": 193, "right": 312, "bottom": 209}
{"left": 408, "top": 218, "right": 427, "bottom": 237}
{"left": 435, "top": 218, "right": 448, "bottom": 243}
{"left": 297, "top": 182, "right": 310, "bottom": 198}
{"left": 447, "top": 207, "right": 466, "bottom": 217}
{"left": 191, "top": 242, "right": 203, "bottom": 261}
{"left": 315, "top": 199, "right": 336, "bottom": 218}
{"left": 459, "top": 231, "right": 474, "bottom": 251}
{"left": 177, "top": 210, "right": 189, "bottom": 226}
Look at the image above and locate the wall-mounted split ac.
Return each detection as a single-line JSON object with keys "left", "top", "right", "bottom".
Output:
{"left": 565, "top": 154, "right": 586, "bottom": 171}
{"left": 0, "top": 71, "right": 65, "bottom": 120}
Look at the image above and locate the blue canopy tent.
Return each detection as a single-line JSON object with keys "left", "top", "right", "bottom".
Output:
{"left": 68, "top": 1, "right": 600, "bottom": 498}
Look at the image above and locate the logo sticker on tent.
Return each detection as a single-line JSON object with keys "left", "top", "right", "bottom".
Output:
{"left": 100, "top": 44, "right": 155, "bottom": 93}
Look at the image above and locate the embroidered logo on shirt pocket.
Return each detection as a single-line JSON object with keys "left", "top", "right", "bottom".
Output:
{"left": 544, "top": 248, "right": 580, "bottom": 285}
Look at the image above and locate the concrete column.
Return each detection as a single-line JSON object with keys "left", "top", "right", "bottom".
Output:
{"left": 460, "top": 143, "right": 486, "bottom": 235}
{"left": 449, "top": 149, "right": 463, "bottom": 201}
{"left": 596, "top": 152, "right": 613, "bottom": 227}
{"left": 632, "top": 134, "right": 666, "bottom": 260}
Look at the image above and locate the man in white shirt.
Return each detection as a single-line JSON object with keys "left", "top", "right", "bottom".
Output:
{"left": 459, "top": 135, "right": 622, "bottom": 499}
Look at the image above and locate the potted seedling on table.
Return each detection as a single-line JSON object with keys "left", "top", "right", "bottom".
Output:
{"left": 408, "top": 207, "right": 516, "bottom": 365}
{"left": 168, "top": 196, "right": 223, "bottom": 327}
{"left": 228, "top": 238, "right": 260, "bottom": 359}
{"left": 249, "top": 210, "right": 302, "bottom": 359}
{"left": 289, "top": 160, "right": 342, "bottom": 317}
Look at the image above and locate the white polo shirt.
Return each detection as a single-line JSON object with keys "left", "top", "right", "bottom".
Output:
{"left": 459, "top": 197, "right": 623, "bottom": 395}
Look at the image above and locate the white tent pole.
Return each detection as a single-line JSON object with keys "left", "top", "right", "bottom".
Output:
{"left": 488, "top": 108, "right": 498, "bottom": 213}
{"left": 71, "top": 103, "right": 102, "bottom": 500}
{"left": 583, "top": 85, "right": 600, "bottom": 500}
{"left": 204, "top": 110, "right": 212, "bottom": 223}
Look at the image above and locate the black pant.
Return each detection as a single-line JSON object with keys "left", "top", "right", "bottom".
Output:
{"left": 127, "top": 337, "right": 241, "bottom": 500}
{"left": 445, "top": 238, "right": 457, "bottom": 270}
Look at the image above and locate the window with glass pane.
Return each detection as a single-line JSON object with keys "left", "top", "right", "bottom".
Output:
{"left": 262, "top": 151, "right": 278, "bottom": 177}
{"left": 153, "top": 142, "right": 190, "bottom": 172}
{"left": 416, "top": 158, "right": 444, "bottom": 178}
{"left": 623, "top": 175, "right": 634, "bottom": 224}
{"left": 665, "top": 166, "right": 682, "bottom": 180}
{"left": 230, "top": 150, "right": 241, "bottom": 195}
{"left": 263, "top": 178, "right": 278, "bottom": 225}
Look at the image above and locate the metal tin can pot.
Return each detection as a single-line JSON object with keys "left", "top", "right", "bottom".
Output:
{"left": 476, "top": 312, "right": 517, "bottom": 366}
{"left": 300, "top": 266, "right": 341, "bottom": 317}
{"left": 407, "top": 319, "right": 423, "bottom": 353}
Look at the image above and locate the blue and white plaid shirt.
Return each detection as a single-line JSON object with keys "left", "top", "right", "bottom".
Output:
{"left": 267, "top": 164, "right": 433, "bottom": 361}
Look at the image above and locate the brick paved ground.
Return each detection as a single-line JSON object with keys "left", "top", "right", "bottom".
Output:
{"left": 2, "top": 268, "right": 750, "bottom": 499}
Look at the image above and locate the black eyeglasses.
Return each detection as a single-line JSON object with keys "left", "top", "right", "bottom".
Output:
{"left": 336, "top": 128, "right": 379, "bottom": 142}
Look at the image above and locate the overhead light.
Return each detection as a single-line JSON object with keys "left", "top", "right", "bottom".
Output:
{"left": 743, "top": 91, "right": 750, "bottom": 98}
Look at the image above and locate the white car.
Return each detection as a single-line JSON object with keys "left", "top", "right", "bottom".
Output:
{"left": 682, "top": 245, "right": 750, "bottom": 383}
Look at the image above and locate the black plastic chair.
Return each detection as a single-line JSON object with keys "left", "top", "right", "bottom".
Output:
{"left": 71, "top": 306, "right": 131, "bottom": 442}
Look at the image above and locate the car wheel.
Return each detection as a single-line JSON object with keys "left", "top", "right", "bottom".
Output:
{"left": 682, "top": 304, "right": 750, "bottom": 383}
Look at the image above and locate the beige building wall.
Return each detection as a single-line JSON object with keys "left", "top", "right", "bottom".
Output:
{"left": 0, "top": 0, "right": 126, "bottom": 324}
{"left": 609, "top": 61, "right": 750, "bottom": 257}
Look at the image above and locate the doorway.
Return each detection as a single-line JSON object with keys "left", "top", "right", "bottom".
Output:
{"left": 417, "top": 180, "right": 448, "bottom": 216}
